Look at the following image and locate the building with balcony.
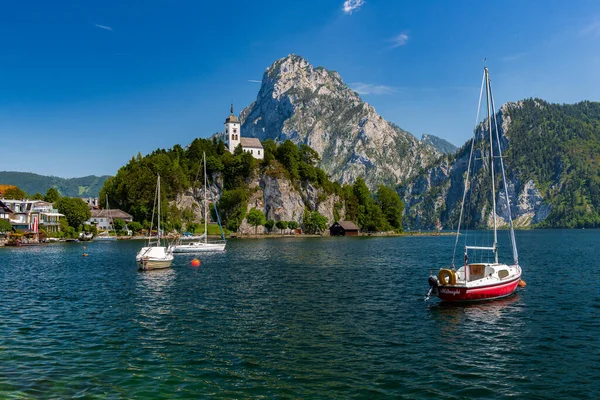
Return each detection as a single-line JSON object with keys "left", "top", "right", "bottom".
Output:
{"left": 0, "top": 199, "right": 64, "bottom": 233}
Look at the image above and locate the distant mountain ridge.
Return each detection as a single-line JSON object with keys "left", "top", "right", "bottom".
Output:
{"left": 239, "top": 54, "right": 439, "bottom": 188}
{"left": 420, "top": 134, "right": 457, "bottom": 154}
{"left": 0, "top": 171, "right": 110, "bottom": 198}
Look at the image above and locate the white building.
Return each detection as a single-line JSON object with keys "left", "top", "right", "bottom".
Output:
{"left": 0, "top": 199, "right": 63, "bottom": 233}
{"left": 86, "top": 209, "right": 133, "bottom": 230}
{"left": 224, "top": 104, "right": 264, "bottom": 159}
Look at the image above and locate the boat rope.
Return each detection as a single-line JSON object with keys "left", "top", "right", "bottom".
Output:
{"left": 489, "top": 80, "right": 519, "bottom": 265}
{"left": 453, "top": 70, "right": 486, "bottom": 267}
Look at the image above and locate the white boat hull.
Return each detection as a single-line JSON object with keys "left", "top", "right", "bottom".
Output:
{"left": 94, "top": 236, "right": 117, "bottom": 241}
{"left": 171, "top": 242, "right": 226, "bottom": 253}
{"left": 136, "top": 246, "right": 174, "bottom": 270}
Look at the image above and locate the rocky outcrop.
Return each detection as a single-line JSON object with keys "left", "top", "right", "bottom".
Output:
{"left": 173, "top": 170, "right": 343, "bottom": 234}
{"left": 240, "top": 54, "right": 439, "bottom": 188}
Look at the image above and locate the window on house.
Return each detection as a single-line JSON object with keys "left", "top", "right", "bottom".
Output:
{"left": 258, "top": 150, "right": 261, "bottom": 155}
{"left": 251, "top": 150, "right": 253, "bottom": 154}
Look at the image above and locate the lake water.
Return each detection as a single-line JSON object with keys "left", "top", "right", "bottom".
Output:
{"left": 0, "top": 231, "right": 598, "bottom": 398}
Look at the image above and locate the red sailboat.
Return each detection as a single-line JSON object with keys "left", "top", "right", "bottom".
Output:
{"left": 426, "top": 65, "right": 523, "bottom": 302}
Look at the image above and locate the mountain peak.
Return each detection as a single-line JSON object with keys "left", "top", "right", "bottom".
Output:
{"left": 420, "top": 134, "right": 457, "bottom": 154}
{"left": 240, "top": 56, "right": 438, "bottom": 187}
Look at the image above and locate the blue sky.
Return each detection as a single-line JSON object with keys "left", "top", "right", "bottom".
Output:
{"left": 1, "top": 0, "right": 600, "bottom": 177}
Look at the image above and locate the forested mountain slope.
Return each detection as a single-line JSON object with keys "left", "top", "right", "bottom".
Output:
{"left": 400, "top": 99, "right": 600, "bottom": 229}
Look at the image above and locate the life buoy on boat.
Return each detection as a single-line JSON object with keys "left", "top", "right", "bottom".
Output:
{"left": 438, "top": 269, "right": 456, "bottom": 285}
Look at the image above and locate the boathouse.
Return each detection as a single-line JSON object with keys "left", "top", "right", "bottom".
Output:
{"left": 329, "top": 221, "right": 360, "bottom": 237}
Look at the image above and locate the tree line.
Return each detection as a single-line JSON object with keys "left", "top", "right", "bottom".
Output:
{"left": 100, "top": 138, "right": 406, "bottom": 234}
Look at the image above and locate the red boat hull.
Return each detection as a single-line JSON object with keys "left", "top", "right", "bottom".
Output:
{"left": 436, "top": 276, "right": 520, "bottom": 302}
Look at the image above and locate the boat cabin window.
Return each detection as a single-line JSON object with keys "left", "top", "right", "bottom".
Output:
{"left": 498, "top": 270, "right": 509, "bottom": 279}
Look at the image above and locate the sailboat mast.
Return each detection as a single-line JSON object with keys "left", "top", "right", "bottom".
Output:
{"left": 484, "top": 67, "right": 499, "bottom": 264}
{"left": 106, "top": 194, "right": 111, "bottom": 232}
{"left": 204, "top": 152, "right": 207, "bottom": 245}
{"left": 157, "top": 174, "right": 161, "bottom": 242}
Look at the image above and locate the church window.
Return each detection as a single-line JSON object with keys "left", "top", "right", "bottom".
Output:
{"left": 233, "top": 128, "right": 237, "bottom": 133}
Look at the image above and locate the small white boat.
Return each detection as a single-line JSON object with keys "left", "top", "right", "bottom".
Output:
{"left": 94, "top": 231, "right": 116, "bottom": 241}
{"left": 136, "top": 175, "right": 174, "bottom": 270}
{"left": 136, "top": 245, "right": 174, "bottom": 270}
{"left": 170, "top": 152, "right": 227, "bottom": 254}
{"left": 171, "top": 240, "right": 226, "bottom": 253}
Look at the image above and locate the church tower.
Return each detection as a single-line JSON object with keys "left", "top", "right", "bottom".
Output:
{"left": 224, "top": 104, "right": 240, "bottom": 153}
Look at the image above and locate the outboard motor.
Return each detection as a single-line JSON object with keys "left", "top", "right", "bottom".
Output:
{"left": 425, "top": 273, "right": 439, "bottom": 301}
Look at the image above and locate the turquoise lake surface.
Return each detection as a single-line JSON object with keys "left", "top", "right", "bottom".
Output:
{"left": 1, "top": 230, "right": 599, "bottom": 398}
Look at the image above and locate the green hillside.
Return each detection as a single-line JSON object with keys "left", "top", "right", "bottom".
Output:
{"left": 0, "top": 171, "right": 110, "bottom": 198}
{"left": 400, "top": 99, "right": 600, "bottom": 229}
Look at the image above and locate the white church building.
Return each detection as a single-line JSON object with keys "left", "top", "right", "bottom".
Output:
{"left": 224, "top": 105, "right": 264, "bottom": 159}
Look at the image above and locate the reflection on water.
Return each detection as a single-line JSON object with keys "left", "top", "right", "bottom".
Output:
{"left": 0, "top": 232, "right": 599, "bottom": 398}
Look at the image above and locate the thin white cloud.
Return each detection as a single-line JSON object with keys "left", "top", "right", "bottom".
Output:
{"left": 350, "top": 82, "right": 397, "bottom": 95}
{"left": 390, "top": 33, "right": 409, "bottom": 48}
{"left": 581, "top": 18, "right": 600, "bottom": 36}
{"left": 95, "top": 23, "right": 113, "bottom": 32}
{"left": 248, "top": 79, "right": 262, "bottom": 83}
{"left": 343, "top": 0, "right": 365, "bottom": 15}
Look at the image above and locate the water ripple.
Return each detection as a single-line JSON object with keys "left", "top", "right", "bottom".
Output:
{"left": 0, "top": 232, "right": 599, "bottom": 398}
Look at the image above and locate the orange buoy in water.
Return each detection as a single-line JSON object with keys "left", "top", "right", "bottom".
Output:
{"left": 82, "top": 253, "right": 88, "bottom": 257}
{"left": 191, "top": 259, "right": 201, "bottom": 267}
{"left": 518, "top": 279, "right": 527, "bottom": 288}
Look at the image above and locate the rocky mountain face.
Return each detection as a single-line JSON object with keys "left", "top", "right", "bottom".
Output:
{"left": 172, "top": 171, "right": 343, "bottom": 235}
{"left": 240, "top": 55, "right": 439, "bottom": 188}
{"left": 420, "top": 134, "right": 457, "bottom": 155}
{"left": 401, "top": 99, "right": 600, "bottom": 229}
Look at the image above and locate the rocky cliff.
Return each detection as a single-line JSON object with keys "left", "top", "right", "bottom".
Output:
{"left": 240, "top": 55, "right": 439, "bottom": 188}
{"left": 172, "top": 168, "right": 344, "bottom": 235}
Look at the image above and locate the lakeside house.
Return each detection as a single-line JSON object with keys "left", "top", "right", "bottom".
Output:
{"left": 223, "top": 104, "right": 264, "bottom": 159}
{"left": 86, "top": 208, "right": 133, "bottom": 230}
{"left": 0, "top": 198, "right": 64, "bottom": 233}
{"left": 329, "top": 221, "right": 360, "bottom": 236}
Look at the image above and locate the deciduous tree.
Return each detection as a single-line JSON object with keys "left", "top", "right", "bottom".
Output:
{"left": 246, "top": 208, "right": 266, "bottom": 235}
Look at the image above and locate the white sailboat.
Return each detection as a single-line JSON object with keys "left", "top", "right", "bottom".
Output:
{"left": 171, "top": 152, "right": 227, "bottom": 253}
{"left": 94, "top": 194, "right": 117, "bottom": 241}
{"left": 426, "top": 65, "right": 523, "bottom": 302}
{"left": 136, "top": 175, "right": 174, "bottom": 270}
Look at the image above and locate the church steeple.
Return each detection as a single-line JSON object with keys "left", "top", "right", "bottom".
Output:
{"left": 224, "top": 103, "right": 240, "bottom": 153}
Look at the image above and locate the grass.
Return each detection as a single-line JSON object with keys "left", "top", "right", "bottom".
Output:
{"left": 193, "top": 223, "right": 230, "bottom": 236}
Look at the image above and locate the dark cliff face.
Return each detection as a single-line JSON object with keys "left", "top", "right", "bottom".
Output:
{"left": 239, "top": 54, "right": 439, "bottom": 189}
{"left": 401, "top": 99, "right": 600, "bottom": 230}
